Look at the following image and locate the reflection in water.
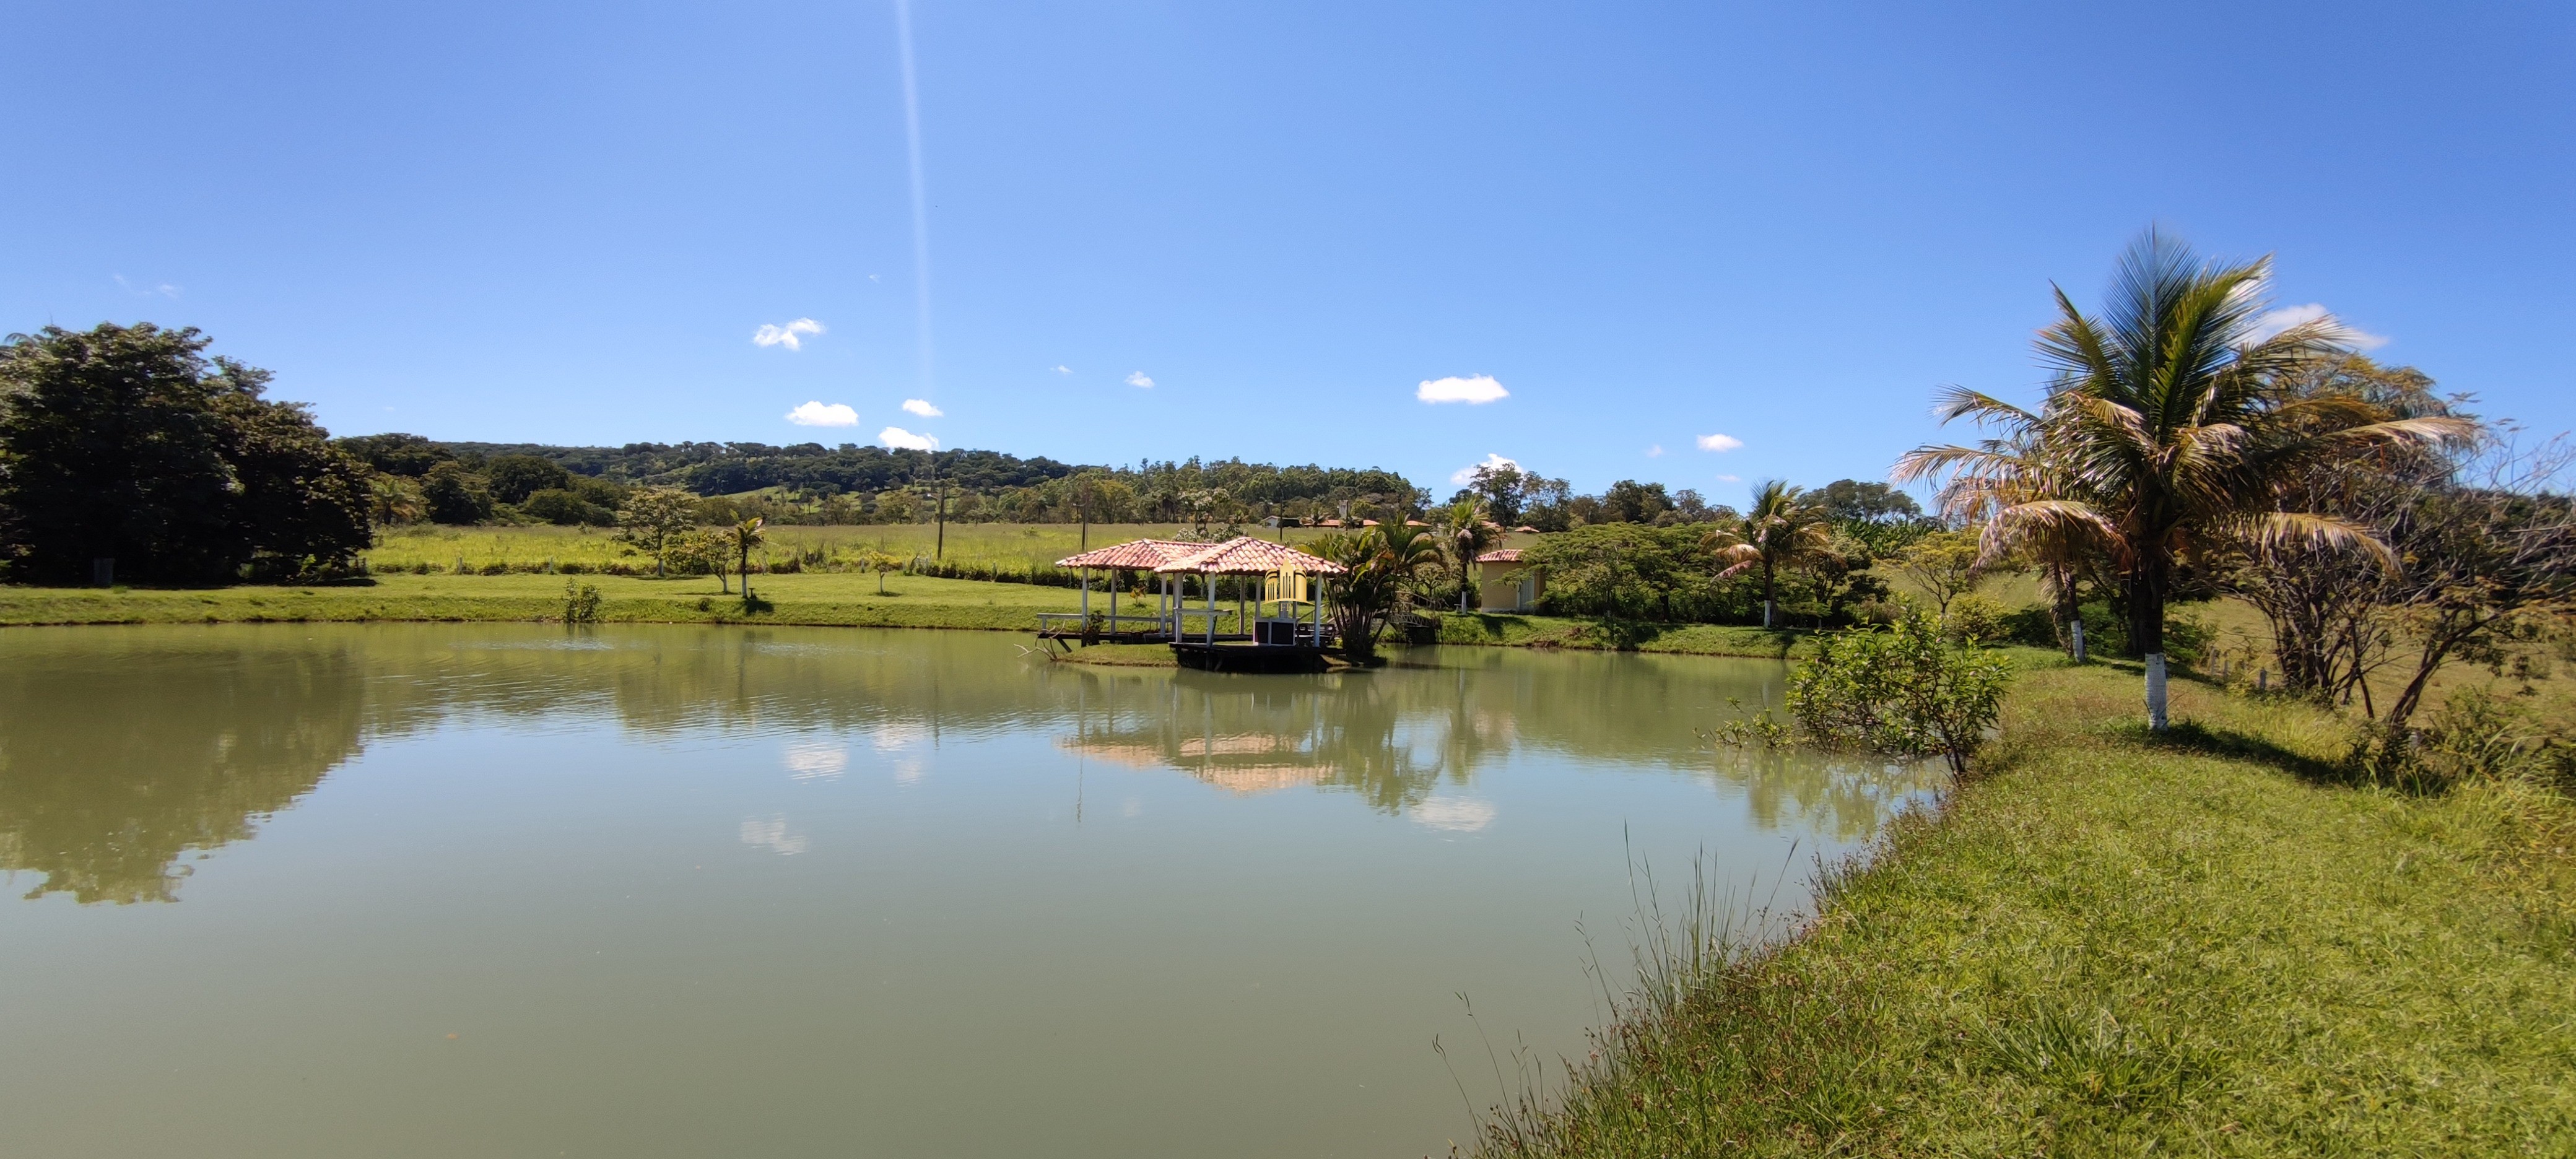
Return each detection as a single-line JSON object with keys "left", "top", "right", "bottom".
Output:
{"left": 0, "top": 635, "right": 370, "bottom": 903}
{"left": 0, "top": 625, "right": 1940, "bottom": 905}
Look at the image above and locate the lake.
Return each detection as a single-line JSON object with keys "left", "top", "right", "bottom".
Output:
{"left": 0, "top": 624, "right": 1937, "bottom": 1158}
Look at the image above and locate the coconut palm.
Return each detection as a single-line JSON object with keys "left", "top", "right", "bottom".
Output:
{"left": 1440, "top": 496, "right": 1495, "bottom": 611}
{"left": 728, "top": 517, "right": 765, "bottom": 599}
{"left": 1895, "top": 229, "right": 2473, "bottom": 729}
{"left": 1707, "top": 480, "right": 1828, "bottom": 628}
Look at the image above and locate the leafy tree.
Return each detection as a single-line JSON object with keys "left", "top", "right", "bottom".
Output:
{"left": 1709, "top": 480, "right": 1829, "bottom": 628}
{"left": 864, "top": 549, "right": 905, "bottom": 594}
{"left": 1601, "top": 479, "right": 1675, "bottom": 524}
{"left": 1815, "top": 479, "right": 1923, "bottom": 524}
{"left": 1464, "top": 461, "right": 1527, "bottom": 525}
{"left": 616, "top": 487, "right": 698, "bottom": 576}
{"left": 420, "top": 461, "right": 493, "bottom": 524}
{"left": 522, "top": 487, "right": 615, "bottom": 526}
{"left": 0, "top": 322, "right": 370, "bottom": 583}
{"left": 484, "top": 454, "right": 570, "bottom": 505}
{"left": 334, "top": 432, "right": 452, "bottom": 477}
{"left": 1898, "top": 230, "right": 2471, "bottom": 728}
{"left": 1891, "top": 529, "right": 1984, "bottom": 620}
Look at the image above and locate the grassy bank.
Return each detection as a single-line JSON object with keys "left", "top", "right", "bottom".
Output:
{"left": 1477, "top": 662, "right": 2576, "bottom": 1156}
{"left": 0, "top": 575, "right": 1815, "bottom": 662}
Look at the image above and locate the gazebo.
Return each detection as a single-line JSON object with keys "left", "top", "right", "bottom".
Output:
{"left": 1154, "top": 536, "right": 1346, "bottom": 671}
{"left": 1042, "top": 538, "right": 1206, "bottom": 644}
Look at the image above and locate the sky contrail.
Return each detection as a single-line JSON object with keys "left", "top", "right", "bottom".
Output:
{"left": 894, "top": 0, "right": 933, "bottom": 393}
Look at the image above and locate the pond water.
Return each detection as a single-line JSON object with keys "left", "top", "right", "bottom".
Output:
{"left": 0, "top": 624, "right": 1937, "bottom": 1158}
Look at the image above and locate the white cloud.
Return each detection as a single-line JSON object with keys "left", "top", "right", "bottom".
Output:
{"left": 1716, "top": 474, "right": 1741, "bottom": 484}
{"left": 901, "top": 398, "right": 943, "bottom": 417}
{"left": 753, "top": 318, "right": 826, "bottom": 350}
{"left": 1125, "top": 371, "right": 1154, "bottom": 389}
{"left": 2248, "top": 303, "right": 2389, "bottom": 350}
{"left": 113, "top": 274, "right": 181, "bottom": 298}
{"left": 1450, "top": 453, "right": 1521, "bottom": 485}
{"left": 739, "top": 815, "right": 809, "bottom": 856}
{"left": 1054, "top": 365, "right": 1073, "bottom": 375}
{"left": 785, "top": 401, "right": 859, "bottom": 427}
{"left": 1417, "top": 374, "right": 1508, "bottom": 404}
{"left": 1412, "top": 795, "right": 1497, "bottom": 833}
{"left": 879, "top": 426, "right": 939, "bottom": 451}
{"left": 1696, "top": 432, "right": 1744, "bottom": 452}
{"left": 783, "top": 743, "right": 847, "bottom": 782}
{"left": 1645, "top": 444, "right": 1665, "bottom": 458}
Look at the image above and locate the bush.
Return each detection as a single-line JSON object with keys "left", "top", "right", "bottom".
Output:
{"left": 1943, "top": 593, "right": 2010, "bottom": 645}
{"left": 562, "top": 580, "right": 603, "bottom": 623}
{"left": 2000, "top": 602, "right": 2059, "bottom": 648}
{"left": 1785, "top": 614, "right": 2014, "bottom": 775}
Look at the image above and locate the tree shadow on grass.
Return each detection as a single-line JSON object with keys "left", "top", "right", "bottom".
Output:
{"left": 2125, "top": 718, "right": 2359, "bottom": 788}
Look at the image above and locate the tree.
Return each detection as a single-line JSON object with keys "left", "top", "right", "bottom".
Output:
{"left": 1815, "top": 479, "right": 1923, "bottom": 524}
{"left": 1708, "top": 480, "right": 1829, "bottom": 628}
{"left": 484, "top": 454, "right": 570, "bottom": 505}
{"left": 864, "top": 549, "right": 905, "bottom": 594}
{"left": 0, "top": 323, "right": 371, "bottom": 583}
{"left": 728, "top": 517, "right": 766, "bottom": 598}
{"left": 1313, "top": 524, "right": 1442, "bottom": 662}
{"left": 1465, "top": 461, "right": 1527, "bottom": 525}
{"left": 1439, "top": 496, "right": 1495, "bottom": 611}
{"left": 616, "top": 487, "right": 698, "bottom": 576}
{"left": 1784, "top": 613, "right": 2014, "bottom": 776}
{"left": 420, "top": 462, "right": 493, "bottom": 524}
{"left": 1601, "top": 479, "right": 1675, "bottom": 524}
{"left": 333, "top": 432, "right": 451, "bottom": 477}
{"left": 1897, "top": 229, "right": 2471, "bottom": 728}
{"left": 1891, "top": 529, "right": 1983, "bottom": 620}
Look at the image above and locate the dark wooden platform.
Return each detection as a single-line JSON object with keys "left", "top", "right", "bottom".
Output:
{"left": 1170, "top": 641, "right": 1333, "bottom": 674}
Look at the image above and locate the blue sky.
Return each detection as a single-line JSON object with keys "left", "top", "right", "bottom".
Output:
{"left": 8, "top": 1, "right": 2570, "bottom": 499}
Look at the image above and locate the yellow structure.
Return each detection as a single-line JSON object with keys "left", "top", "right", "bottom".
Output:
{"left": 1476, "top": 549, "right": 1543, "bottom": 612}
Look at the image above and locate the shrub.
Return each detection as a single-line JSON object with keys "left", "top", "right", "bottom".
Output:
{"left": 1944, "top": 592, "right": 2010, "bottom": 645}
{"left": 1785, "top": 613, "right": 2014, "bottom": 775}
{"left": 561, "top": 580, "right": 602, "bottom": 623}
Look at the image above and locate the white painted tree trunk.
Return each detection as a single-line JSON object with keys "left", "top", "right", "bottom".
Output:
{"left": 1762, "top": 599, "right": 1775, "bottom": 629}
{"left": 2070, "top": 619, "right": 2086, "bottom": 662}
{"left": 2144, "top": 653, "right": 2169, "bottom": 731}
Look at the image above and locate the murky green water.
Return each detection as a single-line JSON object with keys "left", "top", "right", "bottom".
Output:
{"left": 0, "top": 624, "right": 1936, "bottom": 1158}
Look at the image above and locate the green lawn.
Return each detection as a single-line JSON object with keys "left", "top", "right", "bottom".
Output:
{"left": 1476, "top": 660, "right": 2576, "bottom": 1157}
{"left": 0, "top": 571, "right": 1111, "bottom": 632}
{"left": 361, "top": 520, "right": 1511, "bottom": 574}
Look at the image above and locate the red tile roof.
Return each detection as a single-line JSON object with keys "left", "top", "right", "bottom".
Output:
{"left": 1055, "top": 539, "right": 1208, "bottom": 570}
{"left": 1153, "top": 536, "right": 1349, "bottom": 576}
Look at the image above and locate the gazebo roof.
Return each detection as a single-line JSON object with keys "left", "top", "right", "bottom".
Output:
{"left": 1055, "top": 539, "right": 1208, "bottom": 570}
{"left": 1154, "top": 535, "right": 1348, "bottom": 576}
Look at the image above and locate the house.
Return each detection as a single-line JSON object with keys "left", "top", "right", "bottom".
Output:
{"left": 1475, "top": 548, "right": 1544, "bottom": 612}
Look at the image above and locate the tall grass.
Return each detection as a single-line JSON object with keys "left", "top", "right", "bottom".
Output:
{"left": 1466, "top": 662, "right": 2576, "bottom": 1155}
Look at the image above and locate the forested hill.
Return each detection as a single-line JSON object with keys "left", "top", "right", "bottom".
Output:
{"left": 363, "top": 436, "right": 1419, "bottom": 507}
{"left": 433, "top": 440, "right": 1081, "bottom": 496}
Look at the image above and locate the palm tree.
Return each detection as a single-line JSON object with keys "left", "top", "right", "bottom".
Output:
{"left": 1440, "top": 496, "right": 1495, "bottom": 612}
{"left": 728, "top": 517, "right": 765, "bottom": 599}
{"left": 1895, "top": 229, "right": 2472, "bottom": 729}
{"left": 1314, "top": 524, "right": 1444, "bottom": 662}
{"left": 1708, "top": 480, "right": 1828, "bottom": 628}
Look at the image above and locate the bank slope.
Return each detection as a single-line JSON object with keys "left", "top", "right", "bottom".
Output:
{"left": 1477, "top": 662, "right": 2576, "bottom": 1157}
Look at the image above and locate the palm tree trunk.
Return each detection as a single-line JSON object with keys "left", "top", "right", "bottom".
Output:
{"left": 1761, "top": 561, "right": 1776, "bottom": 629}
{"left": 2130, "top": 562, "right": 2169, "bottom": 729}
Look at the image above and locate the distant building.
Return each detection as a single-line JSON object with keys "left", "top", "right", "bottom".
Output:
{"left": 1475, "top": 548, "right": 1543, "bottom": 612}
